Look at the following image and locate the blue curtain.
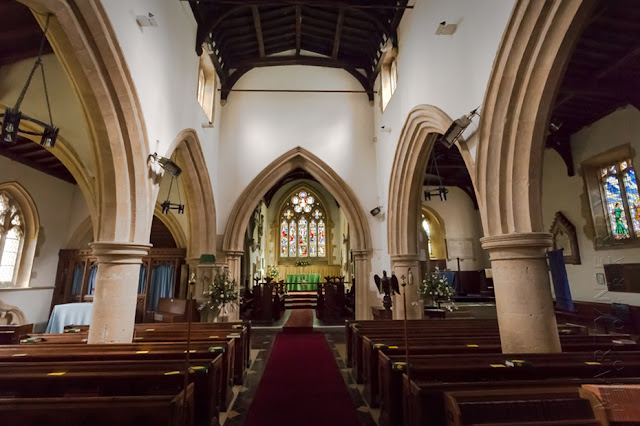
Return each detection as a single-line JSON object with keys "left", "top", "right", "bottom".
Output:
{"left": 70, "top": 263, "right": 84, "bottom": 296}
{"left": 86, "top": 264, "right": 98, "bottom": 295}
{"left": 548, "top": 249, "right": 575, "bottom": 311}
{"left": 138, "top": 264, "right": 148, "bottom": 294}
{"left": 148, "top": 263, "right": 175, "bottom": 311}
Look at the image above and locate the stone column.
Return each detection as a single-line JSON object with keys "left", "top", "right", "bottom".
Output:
{"left": 225, "top": 250, "right": 244, "bottom": 321}
{"left": 353, "top": 249, "right": 373, "bottom": 320}
{"left": 481, "top": 232, "right": 561, "bottom": 353}
{"left": 390, "top": 254, "right": 423, "bottom": 320}
{"left": 88, "top": 242, "right": 151, "bottom": 344}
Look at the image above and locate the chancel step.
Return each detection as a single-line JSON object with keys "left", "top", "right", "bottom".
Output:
{"left": 285, "top": 293, "right": 318, "bottom": 310}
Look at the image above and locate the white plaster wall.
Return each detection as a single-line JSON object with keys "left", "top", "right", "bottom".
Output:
{"left": 0, "top": 54, "right": 96, "bottom": 173}
{"left": 217, "top": 65, "right": 380, "bottom": 272}
{"left": 101, "top": 0, "right": 222, "bottom": 212}
{"left": 542, "top": 105, "right": 640, "bottom": 307}
{"left": 373, "top": 0, "right": 515, "bottom": 269}
{"left": 422, "top": 186, "right": 489, "bottom": 271}
{"left": 0, "top": 158, "right": 80, "bottom": 330}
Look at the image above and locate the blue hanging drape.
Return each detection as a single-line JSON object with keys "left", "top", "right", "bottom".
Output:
{"left": 138, "top": 263, "right": 148, "bottom": 294}
{"left": 148, "top": 263, "right": 175, "bottom": 311}
{"left": 86, "top": 264, "right": 98, "bottom": 295}
{"left": 70, "top": 263, "right": 84, "bottom": 296}
{"left": 548, "top": 249, "right": 575, "bottom": 311}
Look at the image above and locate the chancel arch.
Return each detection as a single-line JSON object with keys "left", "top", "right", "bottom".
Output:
{"left": 223, "top": 147, "right": 372, "bottom": 319}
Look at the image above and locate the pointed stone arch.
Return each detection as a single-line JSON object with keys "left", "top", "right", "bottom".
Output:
{"left": 165, "top": 129, "right": 216, "bottom": 259}
{"left": 223, "top": 147, "right": 373, "bottom": 318}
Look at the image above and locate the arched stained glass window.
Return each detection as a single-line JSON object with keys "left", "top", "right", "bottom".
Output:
{"left": 279, "top": 189, "right": 326, "bottom": 260}
{"left": 600, "top": 159, "right": 640, "bottom": 239}
{"left": 0, "top": 193, "right": 25, "bottom": 286}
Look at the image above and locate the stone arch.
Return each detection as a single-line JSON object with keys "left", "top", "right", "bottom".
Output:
{"left": 24, "top": 0, "right": 154, "bottom": 242}
{"left": 152, "top": 206, "right": 188, "bottom": 251}
{"left": 475, "top": 0, "right": 596, "bottom": 237}
{"left": 0, "top": 182, "right": 40, "bottom": 288}
{"left": 66, "top": 216, "right": 94, "bottom": 249}
{"left": 165, "top": 129, "right": 216, "bottom": 259}
{"left": 420, "top": 205, "right": 447, "bottom": 260}
{"left": 223, "top": 147, "right": 373, "bottom": 318}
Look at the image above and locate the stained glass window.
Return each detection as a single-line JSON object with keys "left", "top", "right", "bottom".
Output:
{"left": 298, "top": 217, "right": 308, "bottom": 256}
{"left": 600, "top": 159, "right": 639, "bottom": 240}
{"left": 309, "top": 220, "right": 317, "bottom": 257}
{"left": 281, "top": 220, "right": 289, "bottom": 257}
{"left": 289, "top": 221, "right": 297, "bottom": 257}
{"left": 280, "top": 189, "right": 326, "bottom": 259}
{"left": 0, "top": 193, "right": 24, "bottom": 286}
{"left": 318, "top": 220, "right": 326, "bottom": 257}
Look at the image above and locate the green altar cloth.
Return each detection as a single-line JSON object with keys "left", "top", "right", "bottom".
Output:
{"left": 285, "top": 273, "right": 321, "bottom": 291}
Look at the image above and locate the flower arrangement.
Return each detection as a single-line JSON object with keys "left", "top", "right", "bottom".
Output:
{"left": 267, "top": 264, "right": 279, "bottom": 280}
{"left": 418, "top": 272, "right": 457, "bottom": 311}
{"left": 295, "top": 260, "right": 310, "bottom": 267}
{"left": 199, "top": 270, "right": 238, "bottom": 314}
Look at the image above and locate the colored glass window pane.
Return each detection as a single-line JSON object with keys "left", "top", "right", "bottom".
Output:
{"left": 289, "top": 221, "right": 297, "bottom": 257}
{"left": 0, "top": 227, "right": 21, "bottom": 283}
{"left": 281, "top": 221, "right": 288, "bottom": 257}
{"left": 318, "top": 220, "right": 326, "bottom": 257}
{"left": 309, "top": 220, "right": 317, "bottom": 257}
{"left": 623, "top": 167, "right": 640, "bottom": 236}
{"left": 603, "top": 174, "right": 629, "bottom": 239}
{"left": 298, "top": 217, "right": 308, "bottom": 257}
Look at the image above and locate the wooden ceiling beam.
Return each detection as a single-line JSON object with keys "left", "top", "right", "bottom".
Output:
{"left": 332, "top": 7, "right": 344, "bottom": 59}
{"left": 0, "top": 145, "right": 75, "bottom": 184}
{"left": 295, "top": 5, "right": 302, "bottom": 55}
{"left": 251, "top": 6, "right": 266, "bottom": 57}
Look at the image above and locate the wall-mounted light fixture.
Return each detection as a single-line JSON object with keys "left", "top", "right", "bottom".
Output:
{"left": 0, "top": 15, "right": 59, "bottom": 148}
{"left": 149, "top": 152, "right": 182, "bottom": 178}
{"left": 440, "top": 107, "right": 480, "bottom": 149}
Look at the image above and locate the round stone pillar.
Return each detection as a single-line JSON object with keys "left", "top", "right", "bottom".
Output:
{"left": 225, "top": 250, "right": 244, "bottom": 321}
{"left": 353, "top": 249, "right": 373, "bottom": 320}
{"left": 481, "top": 233, "right": 561, "bottom": 353}
{"left": 88, "top": 242, "right": 151, "bottom": 344}
{"left": 390, "top": 255, "right": 423, "bottom": 320}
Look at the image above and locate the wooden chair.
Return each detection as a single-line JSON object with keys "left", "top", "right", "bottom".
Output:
{"left": 148, "top": 298, "right": 199, "bottom": 323}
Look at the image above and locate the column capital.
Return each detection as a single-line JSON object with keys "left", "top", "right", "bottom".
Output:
{"left": 390, "top": 254, "right": 421, "bottom": 264}
{"left": 351, "top": 249, "right": 373, "bottom": 260}
{"left": 225, "top": 250, "right": 244, "bottom": 259}
{"left": 90, "top": 241, "right": 151, "bottom": 264}
{"left": 481, "top": 232, "right": 553, "bottom": 261}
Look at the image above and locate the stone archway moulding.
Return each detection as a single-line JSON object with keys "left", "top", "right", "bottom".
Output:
{"left": 475, "top": 0, "right": 596, "bottom": 237}
{"left": 223, "top": 147, "right": 373, "bottom": 318}
{"left": 165, "top": 129, "right": 217, "bottom": 259}
{"left": 0, "top": 182, "right": 40, "bottom": 288}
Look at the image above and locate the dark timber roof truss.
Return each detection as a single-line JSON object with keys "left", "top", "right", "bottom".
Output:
{"left": 187, "top": 0, "right": 409, "bottom": 101}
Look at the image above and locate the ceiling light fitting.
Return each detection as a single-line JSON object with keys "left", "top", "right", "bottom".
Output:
{"left": 424, "top": 150, "right": 448, "bottom": 202}
{"left": 1, "top": 15, "right": 59, "bottom": 148}
{"left": 440, "top": 107, "right": 480, "bottom": 149}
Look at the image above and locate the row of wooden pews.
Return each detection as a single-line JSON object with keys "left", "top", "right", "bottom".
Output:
{"left": 0, "top": 321, "right": 252, "bottom": 426}
{"left": 346, "top": 319, "right": 640, "bottom": 426}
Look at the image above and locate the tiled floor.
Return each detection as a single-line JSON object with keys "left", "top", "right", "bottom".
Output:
{"left": 220, "top": 316, "right": 376, "bottom": 425}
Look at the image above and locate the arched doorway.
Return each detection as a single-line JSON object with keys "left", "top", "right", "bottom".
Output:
{"left": 223, "top": 147, "right": 373, "bottom": 319}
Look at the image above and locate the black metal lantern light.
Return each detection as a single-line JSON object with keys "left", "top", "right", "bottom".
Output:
{"left": 0, "top": 15, "right": 59, "bottom": 148}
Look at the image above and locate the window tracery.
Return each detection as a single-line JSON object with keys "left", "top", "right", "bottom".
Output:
{"left": 280, "top": 189, "right": 326, "bottom": 259}
{"left": 0, "top": 193, "right": 24, "bottom": 286}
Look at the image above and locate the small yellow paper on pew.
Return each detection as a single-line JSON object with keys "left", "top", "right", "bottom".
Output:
{"left": 136, "top": 351, "right": 149, "bottom": 354}
{"left": 48, "top": 372, "right": 66, "bottom": 376}
{"left": 510, "top": 360, "right": 525, "bottom": 363}
{"left": 388, "top": 346, "right": 399, "bottom": 349}
{"left": 490, "top": 364, "right": 506, "bottom": 368}
{"left": 209, "top": 336, "right": 219, "bottom": 339}
{"left": 467, "top": 344, "right": 479, "bottom": 348}
{"left": 164, "top": 371, "right": 181, "bottom": 376}
{"left": 232, "top": 325, "right": 243, "bottom": 329}
{"left": 134, "top": 337, "right": 144, "bottom": 340}
{"left": 585, "top": 362, "right": 601, "bottom": 365}
{"left": 11, "top": 353, "right": 27, "bottom": 357}
{"left": 184, "top": 350, "right": 196, "bottom": 353}
{"left": 145, "top": 329, "right": 155, "bottom": 332}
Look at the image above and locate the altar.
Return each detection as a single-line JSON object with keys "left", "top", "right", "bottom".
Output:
{"left": 285, "top": 273, "right": 321, "bottom": 291}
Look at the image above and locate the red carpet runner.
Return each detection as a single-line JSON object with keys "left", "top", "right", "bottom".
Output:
{"left": 283, "top": 308, "right": 314, "bottom": 330}
{"left": 243, "top": 331, "right": 361, "bottom": 426}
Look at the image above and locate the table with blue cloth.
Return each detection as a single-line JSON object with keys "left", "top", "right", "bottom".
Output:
{"left": 45, "top": 303, "right": 93, "bottom": 334}
{"left": 285, "top": 274, "right": 321, "bottom": 291}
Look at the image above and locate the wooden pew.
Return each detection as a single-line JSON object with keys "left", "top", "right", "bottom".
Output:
{"left": 378, "top": 351, "right": 640, "bottom": 426}
{"left": 2, "top": 339, "right": 236, "bottom": 411}
{"left": 0, "top": 382, "right": 195, "bottom": 426}
{"left": 0, "top": 357, "right": 218, "bottom": 426}
{"left": 362, "top": 334, "right": 637, "bottom": 407}
{"left": 0, "top": 324, "right": 33, "bottom": 345}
